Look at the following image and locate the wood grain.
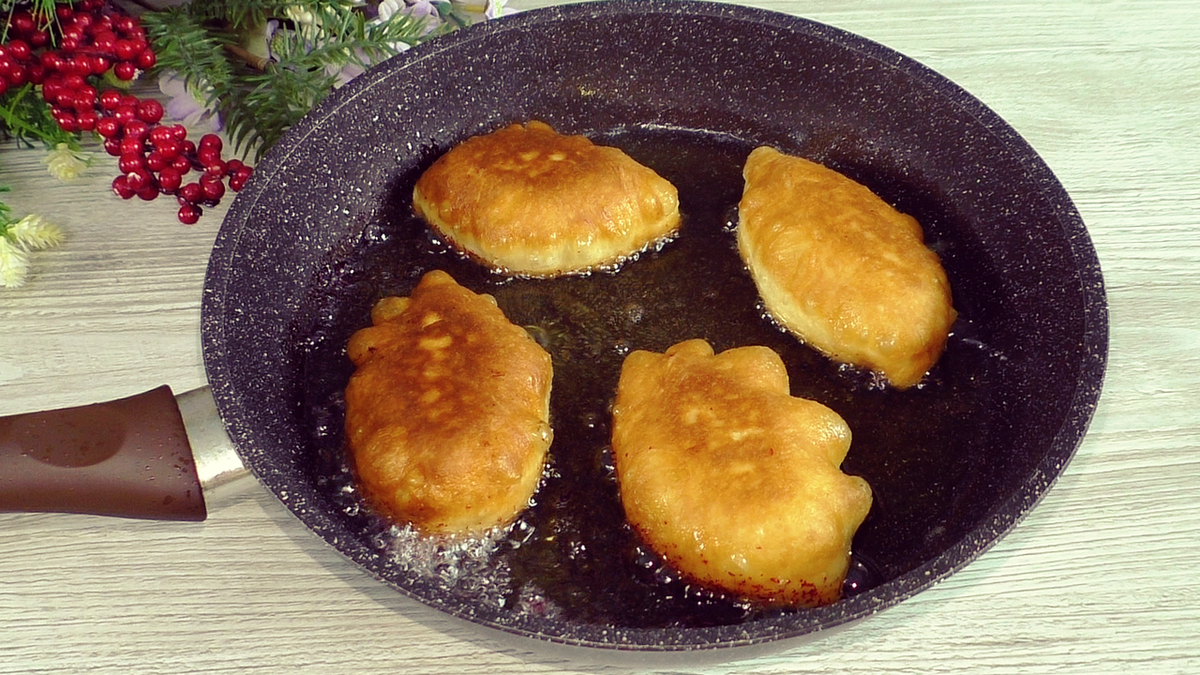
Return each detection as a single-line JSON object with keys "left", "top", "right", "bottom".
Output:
{"left": 2, "top": 1, "right": 1198, "bottom": 673}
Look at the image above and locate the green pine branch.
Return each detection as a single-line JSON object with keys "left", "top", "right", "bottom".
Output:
{"left": 141, "top": 2, "right": 443, "bottom": 161}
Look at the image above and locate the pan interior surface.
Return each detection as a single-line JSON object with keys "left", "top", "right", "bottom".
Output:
{"left": 202, "top": 0, "right": 1107, "bottom": 651}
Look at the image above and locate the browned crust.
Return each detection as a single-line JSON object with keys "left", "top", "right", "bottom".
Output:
{"left": 413, "top": 121, "right": 681, "bottom": 276}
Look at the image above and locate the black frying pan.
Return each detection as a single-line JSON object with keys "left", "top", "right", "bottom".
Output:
{"left": 184, "top": 0, "right": 1105, "bottom": 652}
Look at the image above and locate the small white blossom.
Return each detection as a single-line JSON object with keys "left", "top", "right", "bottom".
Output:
{"left": 9, "top": 214, "right": 65, "bottom": 250}
{"left": 43, "top": 143, "right": 91, "bottom": 181}
{"left": 1, "top": 214, "right": 64, "bottom": 289}
{"left": 0, "top": 236, "right": 32, "bottom": 288}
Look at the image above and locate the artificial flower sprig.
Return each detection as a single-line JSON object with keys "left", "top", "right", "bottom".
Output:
{"left": 0, "top": 193, "right": 63, "bottom": 288}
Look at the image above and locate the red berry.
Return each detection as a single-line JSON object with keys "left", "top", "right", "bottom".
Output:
{"left": 203, "top": 161, "right": 227, "bottom": 179}
{"left": 157, "top": 166, "right": 182, "bottom": 193}
{"left": 77, "top": 109, "right": 98, "bottom": 131}
{"left": 156, "top": 138, "right": 182, "bottom": 160}
{"left": 171, "top": 155, "right": 191, "bottom": 174}
{"left": 177, "top": 203, "right": 202, "bottom": 225}
{"left": 96, "top": 117, "right": 121, "bottom": 137}
{"left": 201, "top": 178, "right": 225, "bottom": 201}
{"left": 56, "top": 4, "right": 74, "bottom": 20}
{"left": 70, "top": 56, "right": 93, "bottom": 76}
{"left": 181, "top": 140, "right": 196, "bottom": 156}
{"left": 112, "top": 175, "right": 135, "bottom": 199}
{"left": 178, "top": 182, "right": 203, "bottom": 204}
{"left": 7, "top": 65, "right": 28, "bottom": 87}
{"left": 229, "top": 168, "right": 252, "bottom": 192}
{"left": 136, "top": 49, "right": 156, "bottom": 70}
{"left": 123, "top": 119, "right": 149, "bottom": 140}
{"left": 54, "top": 110, "right": 79, "bottom": 133}
{"left": 27, "top": 63, "right": 46, "bottom": 84}
{"left": 118, "top": 154, "right": 143, "bottom": 173}
{"left": 7, "top": 40, "right": 31, "bottom": 61}
{"left": 29, "top": 30, "right": 49, "bottom": 48}
{"left": 114, "top": 16, "right": 137, "bottom": 35}
{"left": 99, "top": 89, "right": 122, "bottom": 110}
{"left": 136, "top": 99, "right": 163, "bottom": 123}
{"left": 170, "top": 124, "right": 187, "bottom": 141}
{"left": 198, "top": 134, "right": 223, "bottom": 152}
{"left": 197, "top": 146, "right": 221, "bottom": 167}
{"left": 113, "top": 61, "right": 136, "bottom": 80}
{"left": 63, "top": 25, "right": 86, "bottom": 44}
{"left": 11, "top": 13, "right": 35, "bottom": 35}
{"left": 113, "top": 104, "right": 136, "bottom": 125}
{"left": 41, "top": 81, "right": 61, "bottom": 103}
{"left": 103, "top": 137, "right": 122, "bottom": 156}
{"left": 90, "top": 15, "right": 113, "bottom": 35}
{"left": 224, "top": 159, "right": 245, "bottom": 174}
{"left": 149, "top": 125, "right": 174, "bottom": 145}
{"left": 120, "top": 137, "right": 143, "bottom": 155}
{"left": 144, "top": 151, "right": 166, "bottom": 172}
{"left": 120, "top": 94, "right": 139, "bottom": 108}
{"left": 114, "top": 40, "right": 136, "bottom": 61}
{"left": 137, "top": 185, "right": 159, "bottom": 201}
{"left": 125, "top": 168, "right": 152, "bottom": 192}
{"left": 73, "top": 86, "right": 97, "bottom": 111}
{"left": 91, "top": 30, "right": 117, "bottom": 54}
{"left": 89, "top": 56, "right": 111, "bottom": 75}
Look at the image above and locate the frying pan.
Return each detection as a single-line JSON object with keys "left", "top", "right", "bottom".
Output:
{"left": 0, "top": 0, "right": 1107, "bottom": 653}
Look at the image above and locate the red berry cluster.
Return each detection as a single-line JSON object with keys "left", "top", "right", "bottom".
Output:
{"left": 0, "top": 0, "right": 252, "bottom": 224}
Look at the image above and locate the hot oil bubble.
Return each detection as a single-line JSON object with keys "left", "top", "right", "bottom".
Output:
{"left": 386, "top": 521, "right": 511, "bottom": 598}
{"left": 722, "top": 203, "right": 740, "bottom": 232}
{"left": 623, "top": 302, "right": 645, "bottom": 325}
{"left": 507, "top": 520, "right": 536, "bottom": 549}
{"left": 599, "top": 445, "right": 617, "bottom": 482}
{"left": 842, "top": 554, "right": 880, "bottom": 596}
{"left": 359, "top": 221, "right": 391, "bottom": 244}
{"left": 836, "top": 362, "right": 889, "bottom": 392}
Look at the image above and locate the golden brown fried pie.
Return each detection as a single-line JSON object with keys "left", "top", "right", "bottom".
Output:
{"left": 413, "top": 120, "right": 681, "bottom": 276}
{"left": 343, "top": 270, "right": 553, "bottom": 536}
{"left": 737, "top": 146, "right": 957, "bottom": 389}
{"left": 611, "top": 339, "right": 873, "bottom": 607}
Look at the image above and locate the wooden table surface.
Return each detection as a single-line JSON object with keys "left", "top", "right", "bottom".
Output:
{"left": 3, "top": 0, "right": 1198, "bottom": 673}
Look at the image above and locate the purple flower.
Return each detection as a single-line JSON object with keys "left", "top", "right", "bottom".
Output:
{"left": 158, "top": 72, "right": 223, "bottom": 131}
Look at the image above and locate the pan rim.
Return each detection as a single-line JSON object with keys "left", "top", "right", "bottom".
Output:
{"left": 203, "top": 0, "right": 1108, "bottom": 651}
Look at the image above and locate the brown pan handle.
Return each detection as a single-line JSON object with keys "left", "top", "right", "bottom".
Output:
{"left": 0, "top": 385, "right": 248, "bottom": 521}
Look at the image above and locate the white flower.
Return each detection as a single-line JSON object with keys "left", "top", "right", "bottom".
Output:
{"left": 1, "top": 214, "right": 64, "bottom": 289}
{"left": 43, "top": 143, "right": 91, "bottom": 181}
{"left": 9, "top": 214, "right": 65, "bottom": 250}
{"left": 0, "top": 236, "right": 32, "bottom": 288}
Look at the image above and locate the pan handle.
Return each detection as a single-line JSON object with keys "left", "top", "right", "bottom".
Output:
{"left": 0, "top": 385, "right": 247, "bottom": 521}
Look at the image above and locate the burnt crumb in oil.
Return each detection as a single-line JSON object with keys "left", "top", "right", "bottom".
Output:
{"left": 297, "top": 125, "right": 1004, "bottom": 631}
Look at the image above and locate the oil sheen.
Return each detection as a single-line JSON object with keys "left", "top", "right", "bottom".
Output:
{"left": 297, "top": 125, "right": 1005, "bottom": 630}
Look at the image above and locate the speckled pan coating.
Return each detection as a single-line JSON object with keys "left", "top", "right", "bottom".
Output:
{"left": 202, "top": 0, "right": 1107, "bottom": 652}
